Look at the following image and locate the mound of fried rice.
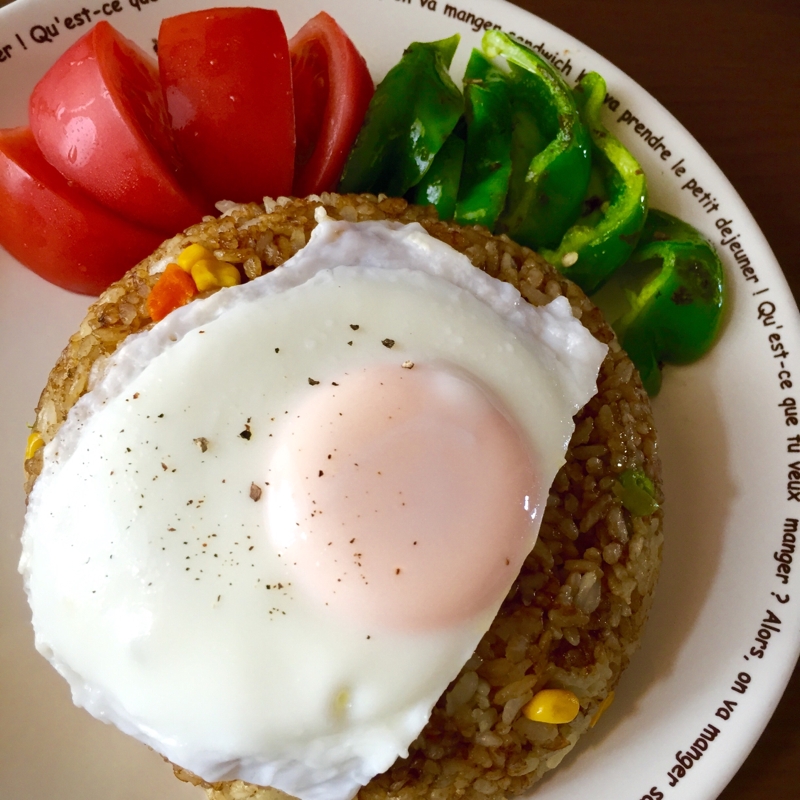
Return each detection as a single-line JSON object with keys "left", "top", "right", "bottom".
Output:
{"left": 24, "top": 193, "right": 663, "bottom": 800}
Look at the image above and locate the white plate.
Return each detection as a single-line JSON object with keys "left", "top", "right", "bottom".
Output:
{"left": 1, "top": 1, "right": 798, "bottom": 798}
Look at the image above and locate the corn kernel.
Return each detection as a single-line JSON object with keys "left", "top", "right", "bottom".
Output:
{"left": 25, "top": 431, "right": 44, "bottom": 460}
{"left": 590, "top": 691, "right": 615, "bottom": 728}
{"left": 522, "top": 689, "right": 580, "bottom": 724}
{"left": 177, "top": 243, "right": 212, "bottom": 272}
{"left": 215, "top": 263, "right": 242, "bottom": 288}
{"left": 191, "top": 259, "right": 221, "bottom": 292}
{"left": 191, "top": 259, "right": 242, "bottom": 292}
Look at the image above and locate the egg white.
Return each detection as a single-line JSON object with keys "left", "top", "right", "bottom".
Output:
{"left": 20, "top": 214, "right": 606, "bottom": 800}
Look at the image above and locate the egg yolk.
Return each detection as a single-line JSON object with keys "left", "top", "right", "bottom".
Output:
{"left": 267, "top": 362, "right": 541, "bottom": 632}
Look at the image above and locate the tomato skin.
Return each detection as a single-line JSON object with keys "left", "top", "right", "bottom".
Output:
{"left": 0, "top": 127, "right": 165, "bottom": 296}
{"left": 29, "top": 21, "right": 207, "bottom": 235}
{"left": 158, "top": 8, "right": 295, "bottom": 204}
{"left": 290, "top": 12, "right": 374, "bottom": 196}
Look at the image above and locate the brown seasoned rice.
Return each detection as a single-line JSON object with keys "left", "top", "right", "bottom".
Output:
{"left": 24, "top": 193, "right": 663, "bottom": 800}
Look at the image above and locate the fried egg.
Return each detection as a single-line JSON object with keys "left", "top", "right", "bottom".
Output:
{"left": 20, "top": 213, "right": 607, "bottom": 800}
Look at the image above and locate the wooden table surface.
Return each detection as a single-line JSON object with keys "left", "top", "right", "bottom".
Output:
{"left": 0, "top": 0, "right": 797, "bottom": 797}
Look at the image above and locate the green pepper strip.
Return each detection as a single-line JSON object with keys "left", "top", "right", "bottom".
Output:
{"left": 453, "top": 49, "right": 512, "bottom": 229}
{"left": 613, "top": 468, "right": 660, "bottom": 516}
{"left": 338, "top": 35, "right": 464, "bottom": 197}
{"left": 410, "top": 132, "right": 465, "bottom": 221}
{"left": 542, "top": 72, "right": 648, "bottom": 295}
{"left": 482, "top": 31, "right": 591, "bottom": 251}
{"left": 592, "top": 209, "right": 726, "bottom": 395}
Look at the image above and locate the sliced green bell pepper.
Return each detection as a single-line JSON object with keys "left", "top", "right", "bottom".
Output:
{"left": 453, "top": 49, "right": 512, "bottom": 229}
{"left": 613, "top": 468, "right": 660, "bottom": 516}
{"left": 482, "top": 30, "right": 591, "bottom": 251}
{"left": 338, "top": 35, "right": 464, "bottom": 197}
{"left": 592, "top": 209, "right": 726, "bottom": 395}
{"left": 410, "top": 131, "right": 465, "bottom": 221}
{"left": 543, "top": 71, "right": 648, "bottom": 295}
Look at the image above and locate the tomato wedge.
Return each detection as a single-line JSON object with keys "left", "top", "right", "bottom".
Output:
{"left": 158, "top": 8, "right": 295, "bottom": 205}
{"left": 290, "top": 12, "right": 374, "bottom": 196}
{"left": 29, "top": 21, "right": 207, "bottom": 235}
{"left": 0, "top": 127, "right": 164, "bottom": 296}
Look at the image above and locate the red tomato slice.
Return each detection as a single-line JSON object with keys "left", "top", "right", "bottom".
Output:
{"left": 0, "top": 127, "right": 164, "bottom": 296}
{"left": 290, "top": 13, "right": 374, "bottom": 196}
{"left": 158, "top": 8, "right": 295, "bottom": 205}
{"left": 29, "top": 21, "right": 207, "bottom": 235}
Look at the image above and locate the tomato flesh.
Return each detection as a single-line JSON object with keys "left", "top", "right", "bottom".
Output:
{"left": 0, "top": 127, "right": 165, "bottom": 296}
{"left": 290, "top": 12, "right": 374, "bottom": 196}
{"left": 293, "top": 38, "right": 329, "bottom": 172}
{"left": 158, "top": 8, "right": 295, "bottom": 205}
{"left": 29, "top": 21, "right": 207, "bottom": 235}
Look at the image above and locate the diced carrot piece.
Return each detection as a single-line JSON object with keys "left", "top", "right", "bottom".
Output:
{"left": 147, "top": 262, "right": 198, "bottom": 322}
